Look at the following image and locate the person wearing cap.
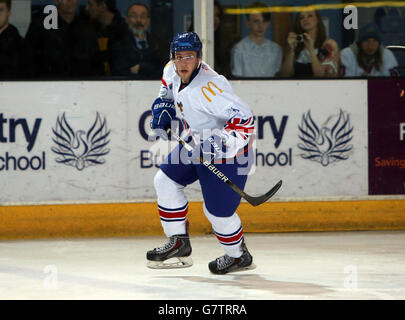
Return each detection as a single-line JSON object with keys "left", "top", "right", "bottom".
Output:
{"left": 146, "top": 31, "right": 255, "bottom": 274}
{"left": 340, "top": 22, "right": 399, "bottom": 77}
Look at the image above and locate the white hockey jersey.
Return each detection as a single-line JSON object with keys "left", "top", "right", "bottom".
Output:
{"left": 158, "top": 61, "right": 254, "bottom": 158}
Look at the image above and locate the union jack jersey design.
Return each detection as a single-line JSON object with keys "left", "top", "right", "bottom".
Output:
{"left": 224, "top": 117, "right": 255, "bottom": 141}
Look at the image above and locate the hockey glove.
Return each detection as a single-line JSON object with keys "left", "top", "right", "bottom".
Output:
{"left": 150, "top": 98, "right": 176, "bottom": 140}
{"left": 188, "top": 134, "right": 227, "bottom": 164}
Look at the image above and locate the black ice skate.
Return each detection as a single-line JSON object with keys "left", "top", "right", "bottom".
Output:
{"left": 146, "top": 222, "right": 192, "bottom": 269}
{"left": 208, "top": 241, "right": 253, "bottom": 274}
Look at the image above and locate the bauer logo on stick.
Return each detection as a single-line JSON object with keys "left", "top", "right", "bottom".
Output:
{"left": 203, "top": 160, "right": 229, "bottom": 182}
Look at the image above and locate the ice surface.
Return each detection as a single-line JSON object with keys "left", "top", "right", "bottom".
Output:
{"left": 0, "top": 231, "right": 404, "bottom": 300}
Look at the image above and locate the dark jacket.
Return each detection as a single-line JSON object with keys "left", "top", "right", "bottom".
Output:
{"left": 125, "top": 32, "right": 167, "bottom": 78}
{"left": 25, "top": 11, "right": 106, "bottom": 78}
{"left": 0, "top": 24, "right": 28, "bottom": 78}
{"left": 91, "top": 13, "right": 140, "bottom": 76}
{"left": 214, "top": 28, "right": 232, "bottom": 78}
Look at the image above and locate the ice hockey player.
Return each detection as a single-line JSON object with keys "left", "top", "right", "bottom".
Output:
{"left": 146, "top": 31, "right": 255, "bottom": 274}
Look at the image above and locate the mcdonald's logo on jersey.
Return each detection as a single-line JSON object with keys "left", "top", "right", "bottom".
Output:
{"left": 201, "top": 81, "right": 223, "bottom": 103}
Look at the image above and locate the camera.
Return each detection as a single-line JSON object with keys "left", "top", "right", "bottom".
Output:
{"left": 318, "top": 48, "right": 330, "bottom": 60}
{"left": 296, "top": 34, "right": 305, "bottom": 43}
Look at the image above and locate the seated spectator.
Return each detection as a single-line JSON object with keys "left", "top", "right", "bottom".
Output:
{"left": 25, "top": 0, "right": 100, "bottom": 77}
{"left": 85, "top": 0, "right": 138, "bottom": 76}
{"left": 278, "top": 8, "right": 339, "bottom": 77}
{"left": 213, "top": 1, "right": 232, "bottom": 78}
{"left": 125, "top": 2, "right": 166, "bottom": 78}
{"left": 340, "top": 22, "right": 399, "bottom": 77}
{"left": 187, "top": 1, "right": 232, "bottom": 77}
{"left": 0, "top": 0, "right": 29, "bottom": 78}
{"left": 231, "top": 2, "right": 282, "bottom": 78}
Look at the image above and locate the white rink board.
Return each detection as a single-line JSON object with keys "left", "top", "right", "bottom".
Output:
{"left": 232, "top": 80, "right": 368, "bottom": 198}
{"left": 0, "top": 81, "right": 129, "bottom": 203}
{"left": 0, "top": 80, "right": 368, "bottom": 204}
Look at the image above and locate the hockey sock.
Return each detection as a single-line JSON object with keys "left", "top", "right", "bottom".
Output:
{"left": 203, "top": 203, "right": 244, "bottom": 258}
{"left": 154, "top": 170, "right": 188, "bottom": 237}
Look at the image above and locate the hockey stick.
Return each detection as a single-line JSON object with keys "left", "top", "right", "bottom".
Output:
{"left": 167, "top": 129, "right": 282, "bottom": 207}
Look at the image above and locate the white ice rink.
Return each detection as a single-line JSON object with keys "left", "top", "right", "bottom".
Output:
{"left": 0, "top": 231, "right": 404, "bottom": 300}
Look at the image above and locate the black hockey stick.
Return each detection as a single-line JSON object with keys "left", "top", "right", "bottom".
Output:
{"left": 168, "top": 129, "right": 282, "bottom": 207}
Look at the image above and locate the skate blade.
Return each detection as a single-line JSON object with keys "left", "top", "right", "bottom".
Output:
{"left": 217, "top": 263, "right": 257, "bottom": 275}
{"left": 147, "top": 256, "right": 193, "bottom": 269}
{"left": 236, "top": 262, "right": 256, "bottom": 273}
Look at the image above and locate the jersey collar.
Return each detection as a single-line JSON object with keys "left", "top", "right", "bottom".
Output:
{"left": 179, "top": 63, "right": 202, "bottom": 92}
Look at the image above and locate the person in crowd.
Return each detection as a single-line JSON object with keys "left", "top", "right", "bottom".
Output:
{"left": 213, "top": 1, "right": 232, "bottom": 77}
{"left": 278, "top": 8, "right": 339, "bottom": 77}
{"left": 340, "top": 22, "right": 399, "bottom": 77}
{"left": 187, "top": 1, "right": 232, "bottom": 77}
{"left": 25, "top": 0, "right": 97, "bottom": 77}
{"left": 125, "top": 2, "right": 166, "bottom": 78}
{"left": 231, "top": 1, "right": 282, "bottom": 78}
{"left": 0, "top": 0, "right": 28, "bottom": 78}
{"left": 85, "top": 0, "right": 138, "bottom": 76}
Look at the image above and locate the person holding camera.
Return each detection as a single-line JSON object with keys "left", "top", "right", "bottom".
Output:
{"left": 278, "top": 9, "right": 339, "bottom": 77}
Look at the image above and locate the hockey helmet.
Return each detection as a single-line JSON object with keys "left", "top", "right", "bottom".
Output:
{"left": 170, "top": 32, "right": 202, "bottom": 60}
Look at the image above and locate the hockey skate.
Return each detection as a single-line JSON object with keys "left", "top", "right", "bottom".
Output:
{"left": 146, "top": 222, "right": 192, "bottom": 269}
{"left": 208, "top": 241, "right": 254, "bottom": 274}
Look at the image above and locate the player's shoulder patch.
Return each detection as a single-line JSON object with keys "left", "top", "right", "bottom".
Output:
{"left": 163, "top": 61, "right": 173, "bottom": 70}
{"left": 199, "top": 62, "right": 219, "bottom": 77}
{"left": 163, "top": 61, "right": 176, "bottom": 77}
{"left": 162, "top": 61, "right": 176, "bottom": 85}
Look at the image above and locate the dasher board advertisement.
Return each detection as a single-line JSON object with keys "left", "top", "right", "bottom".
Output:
{"left": 368, "top": 79, "right": 405, "bottom": 195}
{"left": 0, "top": 80, "right": 368, "bottom": 204}
{"left": 231, "top": 80, "right": 368, "bottom": 199}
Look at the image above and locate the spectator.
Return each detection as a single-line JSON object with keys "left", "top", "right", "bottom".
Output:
{"left": 187, "top": 1, "right": 232, "bottom": 77}
{"left": 231, "top": 2, "right": 282, "bottom": 77}
{"left": 0, "top": 0, "right": 27, "bottom": 78}
{"left": 25, "top": 0, "right": 96, "bottom": 77}
{"left": 278, "top": 8, "right": 339, "bottom": 77}
{"left": 340, "top": 22, "right": 399, "bottom": 77}
{"left": 85, "top": 0, "right": 138, "bottom": 76}
{"left": 125, "top": 2, "right": 166, "bottom": 78}
{"left": 213, "top": 1, "right": 232, "bottom": 77}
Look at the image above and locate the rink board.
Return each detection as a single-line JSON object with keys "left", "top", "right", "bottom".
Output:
{"left": 0, "top": 80, "right": 368, "bottom": 203}
{"left": 0, "top": 79, "right": 404, "bottom": 239}
{"left": 0, "top": 200, "right": 405, "bottom": 239}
